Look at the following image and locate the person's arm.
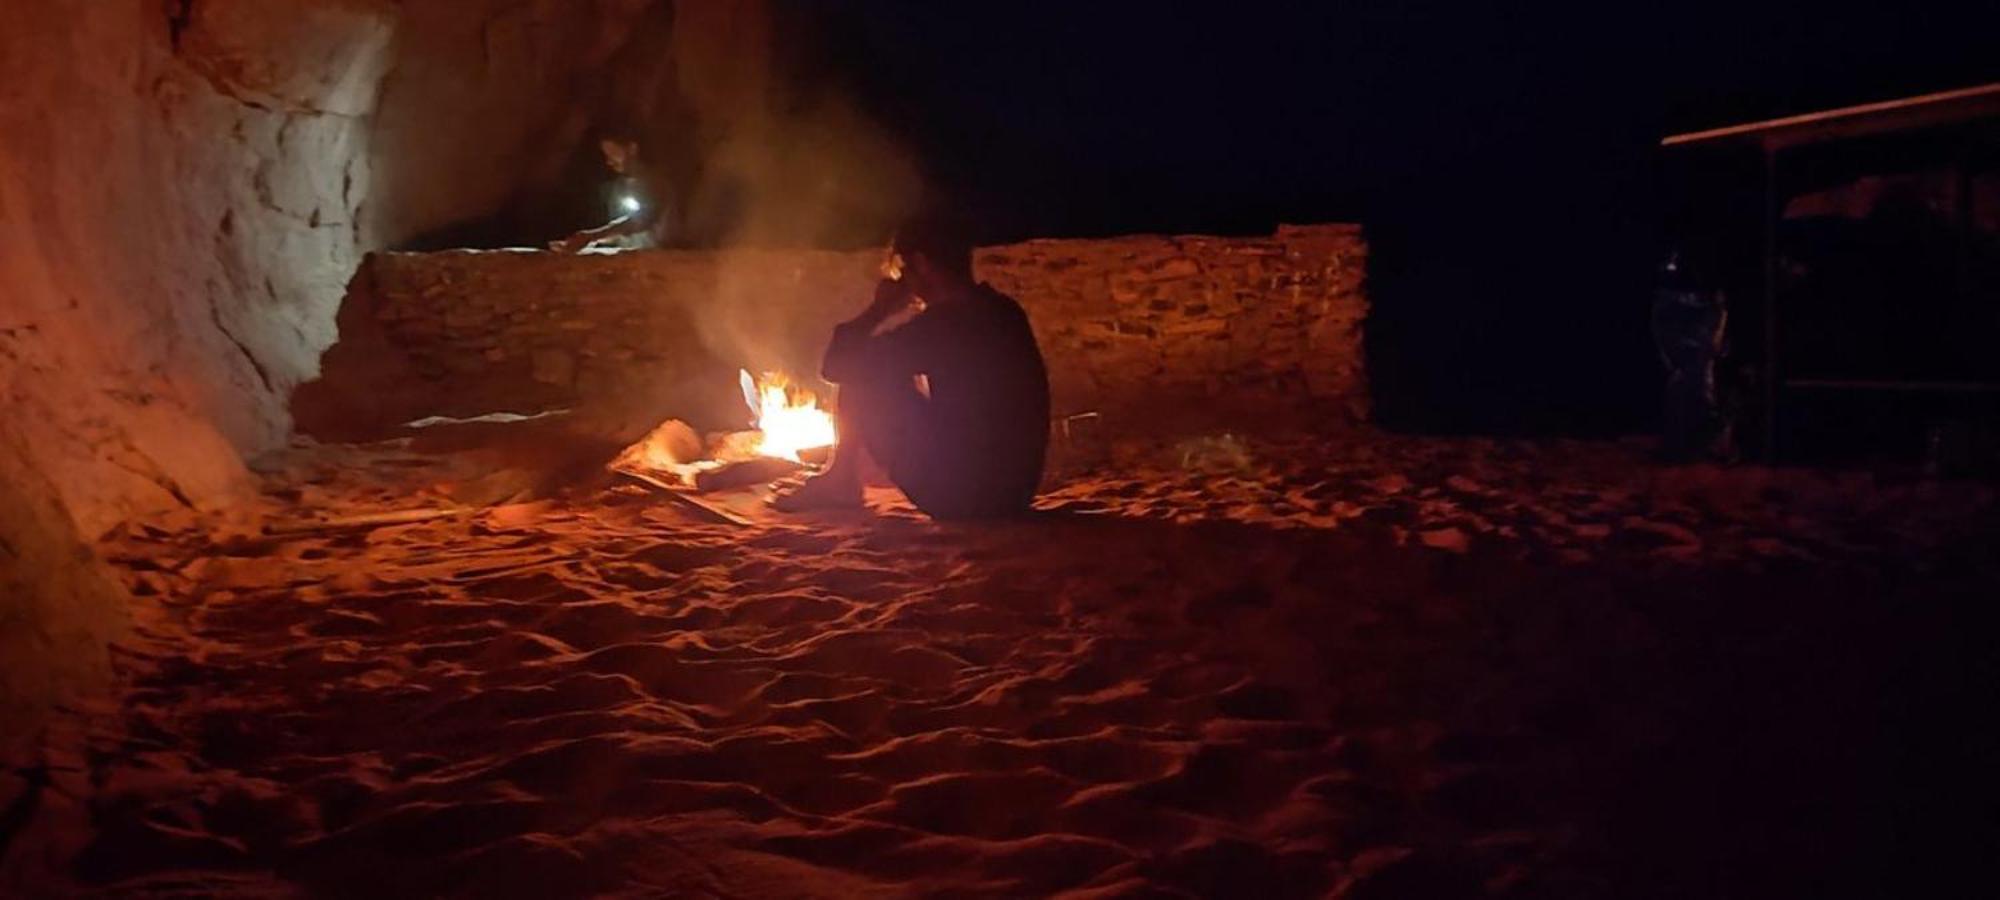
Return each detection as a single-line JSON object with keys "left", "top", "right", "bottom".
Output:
{"left": 822, "top": 280, "right": 931, "bottom": 383}
{"left": 550, "top": 212, "right": 652, "bottom": 253}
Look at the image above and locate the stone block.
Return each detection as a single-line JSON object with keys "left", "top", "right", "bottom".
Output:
{"left": 530, "top": 349, "right": 576, "bottom": 386}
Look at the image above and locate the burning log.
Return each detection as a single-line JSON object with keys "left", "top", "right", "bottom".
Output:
{"left": 605, "top": 369, "right": 832, "bottom": 506}
{"left": 740, "top": 369, "right": 835, "bottom": 462}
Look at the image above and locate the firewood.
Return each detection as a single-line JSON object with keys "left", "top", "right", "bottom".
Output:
{"left": 691, "top": 457, "right": 802, "bottom": 493}
{"left": 614, "top": 467, "right": 754, "bottom": 526}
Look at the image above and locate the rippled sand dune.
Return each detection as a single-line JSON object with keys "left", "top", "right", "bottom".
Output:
{"left": 6, "top": 434, "right": 1995, "bottom": 897}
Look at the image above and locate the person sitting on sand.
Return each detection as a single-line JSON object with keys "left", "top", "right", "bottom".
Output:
{"left": 771, "top": 222, "right": 1050, "bottom": 518}
{"left": 550, "top": 128, "right": 673, "bottom": 253}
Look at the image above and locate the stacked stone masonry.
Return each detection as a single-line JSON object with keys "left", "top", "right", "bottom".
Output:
{"left": 358, "top": 224, "right": 1367, "bottom": 434}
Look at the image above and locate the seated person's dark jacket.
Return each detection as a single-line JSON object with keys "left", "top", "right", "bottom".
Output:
{"left": 822, "top": 284, "right": 1050, "bottom": 518}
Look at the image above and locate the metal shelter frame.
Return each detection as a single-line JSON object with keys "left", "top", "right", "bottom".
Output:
{"left": 1662, "top": 83, "right": 2000, "bottom": 459}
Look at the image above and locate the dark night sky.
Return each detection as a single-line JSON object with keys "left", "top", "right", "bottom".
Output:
{"left": 820, "top": 2, "right": 1999, "bottom": 237}
{"left": 796, "top": 2, "right": 2000, "bottom": 431}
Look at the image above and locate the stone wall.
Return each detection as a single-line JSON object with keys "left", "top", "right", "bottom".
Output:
{"left": 982, "top": 225, "right": 1369, "bottom": 427}
{"left": 317, "top": 224, "right": 1367, "bottom": 436}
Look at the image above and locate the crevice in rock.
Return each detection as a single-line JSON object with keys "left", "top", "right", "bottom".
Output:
{"left": 207, "top": 293, "right": 276, "bottom": 396}
{"left": 249, "top": 164, "right": 349, "bottom": 229}
{"left": 179, "top": 64, "right": 363, "bottom": 121}
{"left": 161, "top": 0, "right": 362, "bottom": 119}
{"left": 104, "top": 446, "right": 196, "bottom": 511}
{"left": 221, "top": 90, "right": 362, "bottom": 121}
{"left": 164, "top": 0, "right": 194, "bottom": 52}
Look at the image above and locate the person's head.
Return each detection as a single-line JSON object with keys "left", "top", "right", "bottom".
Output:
{"left": 891, "top": 217, "right": 975, "bottom": 299}
{"left": 597, "top": 128, "right": 641, "bottom": 176}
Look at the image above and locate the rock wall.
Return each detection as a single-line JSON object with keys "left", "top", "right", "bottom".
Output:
{"left": 0, "top": 426, "right": 131, "bottom": 744}
{"left": 0, "top": 0, "right": 399, "bottom": 735}
{"left": 313, "top": 224, "right": 1367, "bottom": 437}
{"left": 365, "top": 0, "right": 663, "bottom": 249}
{"left": 367, "top": 0, "right": 919, "bottom": 252}
{"left": 1, "top": 0, "right": 394, "bottom": 536}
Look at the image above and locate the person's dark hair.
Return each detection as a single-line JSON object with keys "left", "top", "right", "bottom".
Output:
{"left": 893, "top": 216, "right": 975, "bottom": 280}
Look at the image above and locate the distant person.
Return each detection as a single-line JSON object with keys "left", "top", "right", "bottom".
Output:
{"left": 1652, "top": 249, "right": 1731, "bottom": 461}
{"left": 550, "top": 129, "right": 672, "bottom": 253}
{"left": 771, "top": 222, "right": 1051, "bottom": 518}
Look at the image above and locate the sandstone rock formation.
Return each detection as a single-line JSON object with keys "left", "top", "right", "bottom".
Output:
{"left": 2, "top": 0, "right": 387, "bottom": 535}
{"left": 0, "top": 426, "right": 131, "bottom": 741}
{"left": 369, "top": 0, "right": 918, "bottom": 251}
{"left": 0, "top": 0, "right": 405, "bottom": 737}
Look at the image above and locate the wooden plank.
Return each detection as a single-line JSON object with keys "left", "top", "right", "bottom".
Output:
{"left": 614, "top": 467, "right": 755, "bottom": 527}
{"left": 691, "top": 457, "right": 801, "bottom": 493}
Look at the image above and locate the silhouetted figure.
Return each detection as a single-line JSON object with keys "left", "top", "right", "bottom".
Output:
{"left": 772, "top": 224, "right": 1050, "bottom": 518}
{"left": 550, "top": 129, "right": 674, "bottom": 252}
{"left": 1652, "top": 250, "right": 1730, "bottom": 461}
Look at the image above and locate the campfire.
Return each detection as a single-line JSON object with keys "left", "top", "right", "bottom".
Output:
{"left": 739, "top": 370, "right": 837, "bottom": 463}
{"left": 611, "top": 369, "right": 836, "bottom": 495}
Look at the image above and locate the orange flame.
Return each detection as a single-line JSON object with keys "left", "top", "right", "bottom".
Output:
{"left": 740, "top": 370, "right": 835, "bottom": 462}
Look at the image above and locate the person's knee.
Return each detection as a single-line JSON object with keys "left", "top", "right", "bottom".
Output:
{"left": 841, "top": 355, "right": 914, "bottom": 397}
{"left": 837, "top": 364, "right": 924, "bottom": 427}
{"left": 833, "top": 378, "right": 919, "bottom": 465}
{"left": 832, "top": 375, "right": 899, "bottom": 436}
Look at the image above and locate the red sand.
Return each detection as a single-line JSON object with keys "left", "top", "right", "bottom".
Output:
{"left": 5, "top": 433, "right": 1996, "bottom": 897}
